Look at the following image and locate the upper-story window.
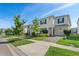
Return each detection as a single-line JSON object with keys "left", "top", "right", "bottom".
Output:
{"left": 40, "top": 18, "right": 47, "bottom": 25}
{"left": 58, "top": 18, "right": 64, "bottom": 24}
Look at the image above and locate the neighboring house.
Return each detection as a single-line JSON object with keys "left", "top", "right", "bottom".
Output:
{"left": 24, "top": 15, "right": 71, "bottom": 36}
{"left": 23, "top": 24, "right": 33, "bottom": 35}
{"left": 71, "top": 28, "right": 77, "bottom": 34}
{"left": 77, "top": 18, "right": 79, "bottom": 34}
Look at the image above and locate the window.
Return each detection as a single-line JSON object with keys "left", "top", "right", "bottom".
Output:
{"left": 40, "top": 19, "right": 47, "bottom": 25}
{"left": 44, "top": 19, "right": 47, "bottom": 24}
{"left": 58, "top": 19, "right": 60, "bottom": 24}
{"left": 40, "top": 21, "right": 42, "bottom": 25}
{"left": 57, "top": 18, "right": 64, "bottom": 24}
{"left": 62, "top": 18, "right": 64, "bottom": 23}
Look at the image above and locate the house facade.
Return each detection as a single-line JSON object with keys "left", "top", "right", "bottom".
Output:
{"left": 77, "top": 18, "right": 79, "bottom": 34}
{"left": 24, "top": 15, "right": 71, "bottom": 36}
{"left": 23, "top": 24, "right": 33, "bottom": 35}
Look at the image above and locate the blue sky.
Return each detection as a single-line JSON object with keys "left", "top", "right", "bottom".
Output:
{"left": 0, "top": 3, "right": 79, "bottom": 28}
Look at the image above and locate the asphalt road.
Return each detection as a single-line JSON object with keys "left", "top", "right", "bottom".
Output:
{"left": 0, "top": 38, "right": 13, "bottom": 56}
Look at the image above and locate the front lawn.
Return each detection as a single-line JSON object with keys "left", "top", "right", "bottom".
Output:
{"left": 57, "top": 38, "right": 79, "bottom": 47}
{"left": 12, "top": 39, "right": 33, "bottom": 46}
{"left": 32, "top": 37, "right": 48, "bottom": 41}
{"left": 45, "top": 46, "right": 79, "bottom": 56}
{"left": 7, "top": 37, "right": 33, "bottom": 46}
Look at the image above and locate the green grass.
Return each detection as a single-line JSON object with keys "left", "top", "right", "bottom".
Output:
{"left": 57, "top": 38, "right": 79, "bottom": 47}
{"left": 68, "top": 34, "right": 79, "bottom": 41}
{"left": 45, "top": 46, "right": 79, "bottom": 56}
{"left": 7, "top": 37, "right": 33, "bottom": 46}
{"left": 32, "top": 37, "right": 48, "bottom": 41}
{"left": 12, "top": 39, "right": 33, "bottom": 46}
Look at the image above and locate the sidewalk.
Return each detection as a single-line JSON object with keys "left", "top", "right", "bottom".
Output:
{"left": 0, "top": 38, "right": 26, "bottom": 56}
{"left": 18, "top": 39, "right": 79, "bottom": 56}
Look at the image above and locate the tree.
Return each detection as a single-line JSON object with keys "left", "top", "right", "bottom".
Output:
{"left": 63, "top": 30, "right": 71, "bottom": 39}
{"left": 12, "top": 15, "right": 26, "bottom": 35}
{"left": 0, "top": 29, "right": 3, "bottom": 34}
{"left": 5, "top": 28, "right": 13, "bottom": 35}
{"left": 32, "top": 18, "right": 40, "bottom": 36}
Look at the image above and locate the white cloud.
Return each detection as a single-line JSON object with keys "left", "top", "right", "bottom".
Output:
{"left": 40, "top": 3, "right": 75, "bottom": 18}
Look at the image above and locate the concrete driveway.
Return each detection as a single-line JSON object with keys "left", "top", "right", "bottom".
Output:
{"left": 0, "top": 38, "right": 13, "bottom": 56}
{"left": 43, "top": 37, "right": 62, "bottom": 43}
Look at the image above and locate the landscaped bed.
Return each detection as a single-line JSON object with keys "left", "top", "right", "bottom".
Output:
{"left": 57, "top": 38, "right": 79, "bottom": 48}
{"left": 45, "top": 46, "right": 79, "bottom": 56}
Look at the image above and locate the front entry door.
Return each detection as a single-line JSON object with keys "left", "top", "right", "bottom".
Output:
{"left": 48, "top": 28, "right": 52, "bottom": 36}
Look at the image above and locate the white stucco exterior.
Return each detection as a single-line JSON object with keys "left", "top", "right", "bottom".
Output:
{"left": 77, "top": 18, "right": 79, "bottom": 34}
{"left": 24, "top": 15, "right": 71, "bottom": 36}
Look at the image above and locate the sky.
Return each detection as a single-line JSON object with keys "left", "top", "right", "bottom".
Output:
{"left": 0, "top": 3, "right": 79, "bottom": 28}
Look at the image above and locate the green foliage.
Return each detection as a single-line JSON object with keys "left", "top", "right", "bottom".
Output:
{"left": 32, "top": 32, "right": 37, "bottom": 37}
{"left": 8, "top": 37, "right": 20, "bottom": 42}
{"left": 32, "top": 18, "right": 40, "bottom": 35}
{"left": 5, "top": 28, "right": 13, "bottom": 35}
{"left": 12, "top": 39, "right": 33, "bottom": 46}
{"left": 57, "top": 38, "right": 79, "bottom": 48}
{"left": 41, "top": 29, "right": 48, "bottom": 34}
{"left": 39, "top": 34, "right": 49, "bottom": 37}
{"left": 64, "top": 30, "right": 71, "bottom": 39}
{"left": 68, "top": 34, "right": 79, "bottom": 40}
{"left": 45, "top": 46, "right": 79, "bottom": 56}
{"left": 0, "top": 29, "right": 3, "bottom": 34}
{"left": 7, "top": 37, "right": 33, "bottom": 46}
{"left": 12, "top": 15, "right": 26, "bottom": 35}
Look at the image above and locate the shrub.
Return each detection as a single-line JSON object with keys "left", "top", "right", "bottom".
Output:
{"left": 25, "top": 33, "right": 28, "bottom": 35}
{"left": 5, "top": 28, "right": 13, "bottom": 35}
{"left": 68, "top": 34, "right": 79, "bottom": 41}
{"left": 41, "top": 29, "right": 48, "bottom": 34}
{"left": 63, "top": 30, "right": 71, "bottom": 39}
{"left": 39, "top": 34, "right": 49, "bottom": 37}
{"left": 8, "top": 38, "right": 20, "bottom": 42}
{"left": 32, "top": 32, "right": 37, "bottom": 37}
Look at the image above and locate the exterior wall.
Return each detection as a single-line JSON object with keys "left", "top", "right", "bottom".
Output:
{"left": 54, "top": 15, "right": 71, "bottom": 36}
{"left": 39, "top": 16, "right": 55, "bottom": 28}
{"left": 71, "top": 28, "right": 77, "bottom": 34}
{"left": 77, "top": 25, "right": 79, "bottom": 34}
{"left": 27, "top": 25, "right": 33, "bottom": 35}
{"left": 23, "top": 25, "right": 33, "bottom": 35}
{"left": 24, "top": 15, "right": 71, "bottom": 36}
{"left": 77, "top": 19, "right": 79, "bottom": 34}
{"left": 77, "top": 28, "right": 79, "bottom": 34}
{"left": 54, "top": 15, "right": 71, "bottom": 26}
{"left": 39, "top": 16, "right": 55, "bottom": 36}
{"left": 23, "top": 26, "right": 28, "bottom": 33}
{"left": 54, "top": 25, "right": 70, "bottom": 36}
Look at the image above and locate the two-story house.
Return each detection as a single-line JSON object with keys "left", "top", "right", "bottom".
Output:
{"left": 39, "top": 16, "right": 55, "bottom": 36}
{"left": 39, "top": 15, "right": 71, "bottom": 36}
{"left": 77, "top": 18, "right": 79, "bottom": 34}
{"left": 54, "top": 15, "right": 71, "bottom": 36}
{"left": 24, "top": 15, "right": 71, "bottom": 36}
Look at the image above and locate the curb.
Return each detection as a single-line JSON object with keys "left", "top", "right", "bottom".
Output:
{"left": 7, "top": 43, "right": 27, "bottom": 56}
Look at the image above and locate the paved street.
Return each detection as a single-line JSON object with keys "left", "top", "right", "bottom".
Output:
{"left": 0, "top": 38, "right": 13, "bottom": 56}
